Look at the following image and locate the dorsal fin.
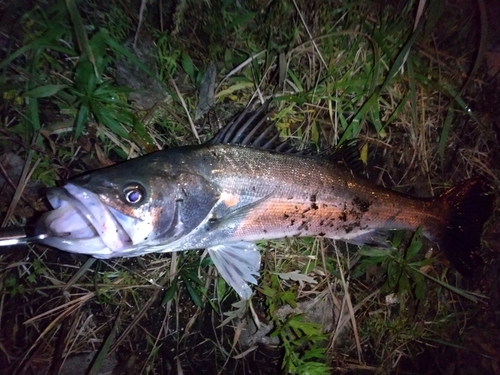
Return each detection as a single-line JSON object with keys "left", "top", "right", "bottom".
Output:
{"left": 208, "top": 100, "right": 298, "bottom": 153}
{"left": 208, "top": 100, "right": 367, "bottom": 177}
{"left": 322, "top": 141, "right": 368, "bottom": 177}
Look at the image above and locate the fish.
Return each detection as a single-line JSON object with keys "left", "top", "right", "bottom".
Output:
{"left": 36, "top": 101, "right": 494, "bottom": 299}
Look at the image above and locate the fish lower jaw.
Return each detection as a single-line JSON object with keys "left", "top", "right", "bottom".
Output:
{"left": 38, "top": 184, "right": 137, "bottom": 255}
{"left": 39, "top": 235, "right": 112, "bottom": 256}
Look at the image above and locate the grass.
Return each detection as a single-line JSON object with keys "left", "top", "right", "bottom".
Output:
{"left": 0, "top": 0, "right": 499, "bottom": 374}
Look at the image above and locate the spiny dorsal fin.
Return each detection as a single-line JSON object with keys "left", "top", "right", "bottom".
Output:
{"left": 322, "top": 141, "right": 368, "bottom": 177}
{"left": 208, "top": 100, "right": 298, "bottom": 153}
{"left": 209, "top": 100, "right": 368, "bottom": 176}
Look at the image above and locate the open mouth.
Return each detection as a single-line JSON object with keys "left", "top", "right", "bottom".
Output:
{"left": 37, "top": 183, "right": 133, "bottom": 257}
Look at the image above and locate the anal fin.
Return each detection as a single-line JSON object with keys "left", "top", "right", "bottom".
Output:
{"left": 347, "top": 230, "right": 390, "bottom": 248}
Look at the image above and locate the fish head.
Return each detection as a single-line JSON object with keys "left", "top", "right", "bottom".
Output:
{"left": 37, "top": 153, "right": 218, "bottom": 258}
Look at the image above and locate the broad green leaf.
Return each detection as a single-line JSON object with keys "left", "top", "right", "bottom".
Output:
{"left": 386, "top": 261, "right": 398, "bottom": 290}
{"left": 24, "top": 84, "right": 68, "bottom": 98}
{"left": 224, "top": 48, "right": 233, "bottom": 68}
{"left": 225, "top": 11, "right": 255, "bottom": 29}
{"left": 406, "top": 227, "right": 423, "bottom": 260}
{"left": 112, "top": 108, "right": 137, "bottom": 127}
{"left": 289, "top": 318, "right": 322, "bottom": 337}
{"left": 359, "top": 247, "right": 391, "bottom": 257}
{"left": 91, "top": 102, "right": 129, "bottom": 139}
{"left": 391, "top": 230, "right": 406, "bottom": 247}
{"left": 217, "top": 277, "right": 227, "bottom": 301}
{"left": 74, "top": 60, "right": 97, "bottom": 95}
{"left": 183, "top": 270, "right": 204, "bottom": 286}
{"left": 161, "top": 278, "right": 178, "bottom": 306}
{"left": 181, "top": 51, "right": 196, "bottom": 83}
{"left": 409, "top": 270, "right": 425, "bottom": 300}
{"left": 398, "top": 271, "right": 411, "bottom": 296}
{"left": 199, "top": 256, "right": 213, "bottom": 268}
{"left": 181, "top": 273, "right": 203, "bottom": 307}
{"left": 88, "top": 29, "right": 109, "bottom": 75}
{"left": 65, "top": 0, "right": 97, "bottom": 76}
{"left": 26, "top": 95, "right": 41, "bottom": 133}
{"left": 301, "top": 347, "right": 327, "bottom": 361}
{"left": 92, "top": 84, "right": 131, "bottom": 98}
{"left": 260, "top": 285, "right": 277, "bottom": 298}
{"left": 357, "top": 255, "right": 388, "bottom": 268}
{"left": 409, "top": 257, "right": 434, "bottom": 267}
{"left": 280, "top": 290, "right": 297, "bottom": 308}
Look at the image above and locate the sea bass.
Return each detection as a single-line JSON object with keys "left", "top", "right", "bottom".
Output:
{"left": 36, "top": 103, "right": 494, "bottom": 299}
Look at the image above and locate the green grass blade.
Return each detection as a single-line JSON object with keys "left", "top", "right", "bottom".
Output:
{"left": 87, "top": 314, "right": 120, "bottom": 375}
{"left": 406, "top": 50, "right": 418, "bottom": 126}
{"left": 75, "top": 100, "right": 90, "bottom": 138}
{"left": 65, "top": 0, "right": 97, "bottom": 76}
{"left": 413, "top": 267, "right": 484, "bottom": 303}
{"left": 91, "top": 101, "right": 129, "bottom": 139}
{"left": 380, "top": 23, "right": 423, "bottom": 92}
{"left": 181, "top": 273, "right": 203, "bottom": 307}
{"left": 181, "top": 51, "right": 196, "bottom": 83}
{"left": 27, "top": 95, "right": 40, "bottom": 133}
{"left": 24, "top": 84, "right": 68, "bottom": 98}
{"left": 105, "top": 34, "right": 173, "bottom": 96}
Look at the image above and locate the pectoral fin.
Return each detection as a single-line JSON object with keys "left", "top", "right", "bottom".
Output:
{"left": 208, "top": 242, "right": 261, "bottom": 300}
{"left": 208, "top": 193, "right": 272, "bottom": 232}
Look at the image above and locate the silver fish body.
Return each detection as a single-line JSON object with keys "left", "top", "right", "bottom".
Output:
{"left": 37, "top": 123, "right": 494, "bottom": 299}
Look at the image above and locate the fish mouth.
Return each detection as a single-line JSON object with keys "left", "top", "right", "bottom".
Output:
{"left": 37, "top": 183, "right": 134, "bottom": 257}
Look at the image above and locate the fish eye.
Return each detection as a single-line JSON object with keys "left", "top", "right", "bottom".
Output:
{"left": 123, "top": 184, "right": 146, "bottom": 205}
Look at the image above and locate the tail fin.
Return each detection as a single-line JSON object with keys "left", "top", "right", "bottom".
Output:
{"left": 437, "top": 178, "right": 494, "bottom": 277}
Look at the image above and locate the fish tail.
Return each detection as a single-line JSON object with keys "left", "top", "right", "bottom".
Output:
{"left": 435, "top": 178, "right": 494, "bottom": 277}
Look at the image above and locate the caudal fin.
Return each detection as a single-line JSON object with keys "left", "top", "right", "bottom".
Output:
{"left": 438, "top": 178, "right": 494, "bottom": 277}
